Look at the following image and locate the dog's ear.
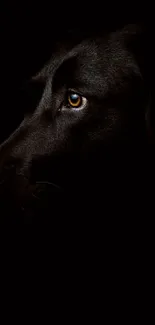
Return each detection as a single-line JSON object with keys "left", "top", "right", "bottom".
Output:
{"left": 121, "top": 24, "right": 155, "bottom": 142}
{"left": 119, "top": 24, "right": 144, "bottom": 56}
{"left": 120, "top": 24, "right": 146, "bottom": 80}
{"left": 110, "top": 24, "right": 145, "bottom": 77}
{"left": 120, "top": 23, "right": 143, "bottom": 38}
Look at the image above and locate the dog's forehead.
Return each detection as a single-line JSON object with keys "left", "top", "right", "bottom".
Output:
{"left": 34, "top": 25, "right": 140, "bottom": 84}
{"left": 35, "top": 34, "right": 122, "bottom": 81}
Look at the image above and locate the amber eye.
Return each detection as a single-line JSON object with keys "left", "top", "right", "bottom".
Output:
{"left": 68, "top": 93, "right": 82, "bottom": 108}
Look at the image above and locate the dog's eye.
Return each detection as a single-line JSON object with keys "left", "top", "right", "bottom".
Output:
{"left": 68, "top": 93, "right": 82, "bottom": 107}
{"left": 66, "top": 92, "right": 87, "bottom": 110}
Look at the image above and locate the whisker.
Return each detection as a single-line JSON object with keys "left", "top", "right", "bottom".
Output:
{"left": 32, "top": 193, "right": 40, "bottom": 200}
{"left": 36, "top": 181, "right": 62, "bottom": 190}
{"left": 16, "top": 172, "right": 29, "bottom": 181}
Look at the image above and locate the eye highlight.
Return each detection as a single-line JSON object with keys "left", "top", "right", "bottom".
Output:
{"left": 66, "top": 91, "right": 87, "bottom": 110}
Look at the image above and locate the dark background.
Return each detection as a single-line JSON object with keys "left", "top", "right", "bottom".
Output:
{"left": 0, "top": 2, "right": 154, "bottom": 143}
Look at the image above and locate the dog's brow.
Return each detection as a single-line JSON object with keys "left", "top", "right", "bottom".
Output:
{"left": 49, "top": 42, "right": 141, "bottom": 98}
{"left": 32, "top": 41, "right": 85, "bottom": 81}
{"left": 32, "top": 32, "right": 141, "bottom": 100}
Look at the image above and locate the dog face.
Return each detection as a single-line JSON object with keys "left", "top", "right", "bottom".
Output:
{"left": 0, "top": 25, "right": 148, "bottom": 218}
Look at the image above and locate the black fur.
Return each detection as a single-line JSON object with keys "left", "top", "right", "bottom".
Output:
{"left": 0, "top": 24, "right": 152, "bottom": 222}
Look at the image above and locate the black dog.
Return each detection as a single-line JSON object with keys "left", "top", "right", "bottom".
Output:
{"left": 0, "top": 24, "right": 151, "bottom": 221}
